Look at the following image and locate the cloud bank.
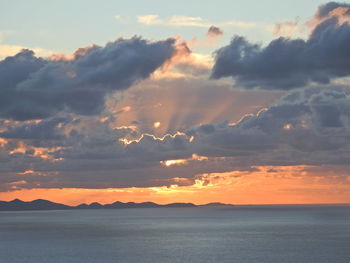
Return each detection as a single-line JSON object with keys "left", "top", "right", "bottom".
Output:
{"left": 211, "top": 2, "right": 350, "bottom": 90}
{"left": 0, "top": 37, "right": 178, "bottom": 120}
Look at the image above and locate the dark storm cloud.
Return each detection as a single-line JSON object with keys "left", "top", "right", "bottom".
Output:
{"left": 0, "top": 37, "right": 177, "bottom": 120}
{"left": 211, "top": 3, "right": 350, "bottom": 90}
{"left": 207, "top": 26, "right": 224, "bottom": 37}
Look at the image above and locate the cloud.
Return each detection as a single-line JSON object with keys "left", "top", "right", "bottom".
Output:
{"left": 0, "top": 117, "right": 69, "bottom": 140}
{"left": 211, "top": 3, "right": 350, "bottom": 90}
{"left": 137, "top": 15, "right": 210, "bottom": 27}
{"left": 207, "top": 26, "right": 224, "bottom": 38}
{"left": 137, "top": 15, "right": 163, "bottom": 25}
{"left": 153, "top": 51, "right": 212, "bottom": 80}
{"left": 169, "top": 16, "right": 209, "bottom": 27}
{"left": 1, "top": 82, "right": 350, "bottom": 191}
{"left": 137, "top": 15, "right": 259, "bottom": 29}
{"left": 316, "top": 2, "right": 350, "bottom": 19}
{"left": 0, "top": 37, "right": 179, "bottom": 120}
{"left": 0, "top": 75, "right": 279, "bottom": 190}
{"left": 308, "top": 2, "right": 350, "bottom": 30}
{"left": 190, "top": 85, "right": 350, "bottom": 158}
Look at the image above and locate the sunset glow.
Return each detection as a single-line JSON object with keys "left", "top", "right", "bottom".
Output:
{"left": 1, "top": 165, "right": 349, "bottom": 205}
{"left": 3, "top": 2, "right": 350, "bottom": 263}
{"left": 0, "top": 0, "right": 350, "bottom": 206}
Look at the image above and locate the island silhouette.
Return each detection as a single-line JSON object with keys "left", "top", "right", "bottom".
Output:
{"left": 0, "top": 199, "right": 233, "bottom": 211}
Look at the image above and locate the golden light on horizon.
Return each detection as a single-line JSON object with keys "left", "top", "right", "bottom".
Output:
{"left": 2, "top": 165, "right": 350, "bottom": 206}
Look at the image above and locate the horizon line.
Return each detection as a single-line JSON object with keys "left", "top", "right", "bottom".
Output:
{"left": 2, "top": 198, "right": 350, "bottom": 207}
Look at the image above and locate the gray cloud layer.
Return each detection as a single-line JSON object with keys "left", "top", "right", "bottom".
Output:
{"left": 1, "top": 83, "right": 349, "bottom": 190}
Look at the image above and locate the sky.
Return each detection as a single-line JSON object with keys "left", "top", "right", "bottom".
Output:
{"left": 0, "top": 0, "right": 350, "bottom": 205}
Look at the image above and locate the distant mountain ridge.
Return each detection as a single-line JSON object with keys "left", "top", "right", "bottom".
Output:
{"left": 0, "top": 199, "right": 233, "bottom": 211}
{"left": 0, "top": 199, "right": 71, "bottom": 211}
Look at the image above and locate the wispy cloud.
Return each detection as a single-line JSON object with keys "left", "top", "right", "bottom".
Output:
{"left": 137, "top": 14, "right": 164, "bottom": 25}
{"left": 136, "top": 14, "right": 258, "bottom": 29}
{"left": 137, "top": 15, "right": 210, "bottom": 27}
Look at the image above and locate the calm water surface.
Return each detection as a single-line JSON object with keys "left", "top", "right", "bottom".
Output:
{"left": 0, "top": 206, "right": 350, "bottom": 263}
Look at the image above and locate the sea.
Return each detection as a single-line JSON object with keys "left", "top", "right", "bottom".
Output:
{"left": 0, "top": 205, "right": 349, "bottom": 263}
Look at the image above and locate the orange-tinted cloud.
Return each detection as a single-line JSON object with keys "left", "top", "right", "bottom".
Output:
{"left": 308, "top": 4, "right": 350, "bottom": 30}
